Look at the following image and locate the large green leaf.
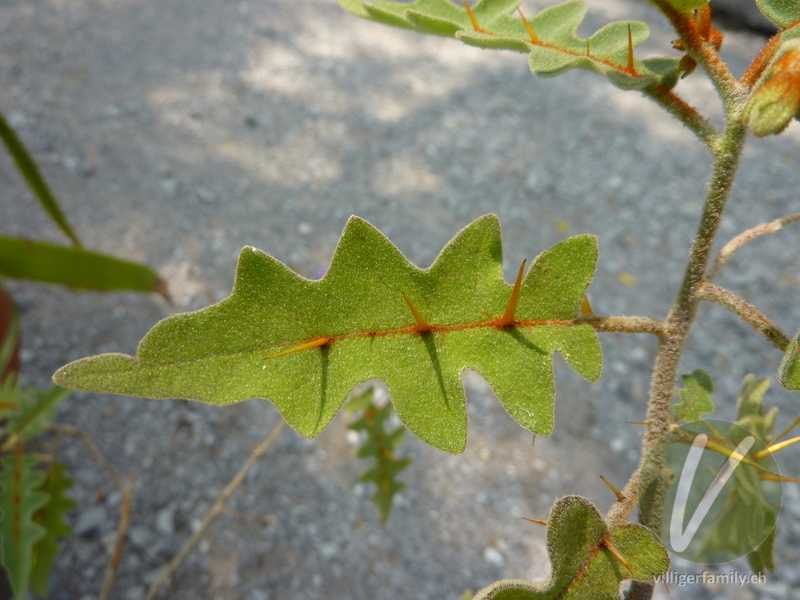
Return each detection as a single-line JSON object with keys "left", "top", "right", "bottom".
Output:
{"left": 54, "top": 215, "right": 602, "bottom": 453}
{"left": 338, "top": 0, "right": 680, "bottom": 90}
{"left": 755, "top": 0, "right": 800, "bottom": 29}
{"left": 29, "top": 462, "right": 76, "bottom": 596}
{"left": 474, "top": 495, "right": 669, "bottom": 599}
{"left": 0, "top": 236, "right": 164, "bottom": 295}
{"left": 0, "top": 110, "right": 81, "bottom": 248}
{"left": 0, "top": 453, "right": 49, "bottom": 599}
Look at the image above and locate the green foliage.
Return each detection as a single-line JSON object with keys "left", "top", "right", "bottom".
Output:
{"left": 338, "top": 0, "right": 680, "bottom": 91}
{"left": 1, "top": 386, "right": 70, "bottom": 450}
{"left": 0, "top": 110, "right": 81, "bottom": 248}
{"left": 346, "top": 387, "right": 411, "bottom": 525}
{"left": 779, "top": 329, "right": 800, "bottom": 390}
{"left": 53, "top": 214, "right": 602, "bottom": 454}
{"left": 29, "top": 463, "right": 76, "bottom": 596}
{"left": 755, "top": 0, "right": 800, "bottom": 29}
{"left": 473, "top": 496, "right": 669, "bottom": 599}
{"left": 694, "top": 377, "right": 782, "bottom": 572}
{"left": 673, "top": 369, "right": 715, "bottom": 423}
{"left": 0, "top": 452, "right": 50, "bottom": 599}
{"left": 0, "top": 237, "right": 164, "bottom": 295}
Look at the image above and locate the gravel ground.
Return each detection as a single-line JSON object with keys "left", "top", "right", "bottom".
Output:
{"left": 2, "top": 0, "right": 800, "bottom": 599}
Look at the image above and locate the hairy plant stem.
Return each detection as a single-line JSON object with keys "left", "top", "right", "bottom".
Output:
{"left": 606, "top": 117, "right": 747, "bottom": 530}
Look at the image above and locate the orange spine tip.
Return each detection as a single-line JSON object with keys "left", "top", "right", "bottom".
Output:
{"left": 266, "top": 336, "right": 331, "bottom": 359}
{"left": 599, "top": 475, "right": 626, "bottom": 502}
{"left": 522, "top": 517, "right": 548, "bottom": 526}
{"left": 580, "top": 295, "right": 593, "bottom": 316}
{"left": 402, "top": 292, "right": 433, "bottom": 333}
{"left": 625, "top": 421, "right": 649, "bottom": 425}
{"left": 517, "top": 8, "right": 539, "bottom": 44}
{"left": 602, "top": 536, "right": 635, "bottom": 576}
{"left": 753, "top": 435, "right": 800, "bottom": 461}
{"left": 500, "top": 259, "right": 527, "bottom": 327}
{"left": 760, "top": 473, "right": 800, "bottom": 484}
{"left": 462, "top": 0, "right": 484, "bottom": 33}
{"left": 626, "top": 24, "right": 635, "bottom": 73}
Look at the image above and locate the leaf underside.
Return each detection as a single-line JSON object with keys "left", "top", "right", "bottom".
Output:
{"left": 338, "top": 0, "right": 680, "bottom": 90}
{"left": 54, "top": 214, "right": 602, "bottom": 454}
{"left": 755, "top": 0, "right": 800, "bottom": 29}
{"left": 474, "top": 495, "right": 669, "bottom": 599}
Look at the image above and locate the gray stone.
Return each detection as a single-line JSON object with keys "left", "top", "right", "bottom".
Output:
{"left": 73, "top": 506, "right": 109, "bottom": 536}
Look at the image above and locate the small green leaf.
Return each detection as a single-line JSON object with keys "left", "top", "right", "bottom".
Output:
{"left": 473, "top": 495, "right": 669, "bottom": 599}
{"left": 0, "top": 236, "right": 164, "bottom": 295}
{"left": 54, "top": 215, "right": 602, "bottom": 454}
{"left": 339, "top": 0, "right": 680, "bottom": 91}
{"left": 736, "top": 374, "right": 775, "bottom": 442}
{"left": 4, "top": 385, "right": 70, "bottom": 448}
{"left": 0, "top": 452, "right": 49, "bottom": 599}
{"left": 347, "top": 388, "right": 411, "bottom": 525}
{"left": 0, "top": 110, "right": 81, "bottom": 248}
{"left": 755, "top": 0, "right": 800, "bottom": 29}
{"left": 29, "top": 463, "right": 76, "bottom": 596}
{"left": 673, "top": 369, "right": 715, "bottom": 423}
{"left": 779, "top": 329, "right": 800, "bottom": 390}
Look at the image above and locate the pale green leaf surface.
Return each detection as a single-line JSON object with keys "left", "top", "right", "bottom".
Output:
{"left": 0, "top": 454, "right": 49, "bottom": 599}
{"left": 673, "top": 369, "right": 715, "bottom": 423}
{"left": 779, "top": 330, "right": 800, "bottom": 390}
{"left": 29, "top": 463, "right": 76, "bottom": 596}
{"left": 0, "top": 236, "right": 162, "bottom": 295}
{"left": 54, "top": 215, "right": 601, "bottom": 454}
{"left": 339, "top": 0, "right": 680, "bottom": 90}
{"left": 736, "top": 374, "right": 775, "bottom": 442}
{"left": 755, "top": 0, "right": 800, "bottom": 28}
{"left": 474, "top": 495, "right": 669, "bottom": 599}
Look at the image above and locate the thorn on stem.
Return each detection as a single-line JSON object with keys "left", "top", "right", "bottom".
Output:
{"left": 517, "top": 8, "right": 539, "bottom": 44}
{"left": 580, "top": 295, "right": 593, "bottom": 316}
{"left": 599, "top": 474, "right": 626, "bottom": 502}
{"left": 265, "top": 336, "right": 331, "bottom": 359}
{"left": 402, "top": 293, "right": 433, "bottom": 334}
{"left": 500, "top": 259, "right": 527, "bottom": 328}
{"left": 625, "top": 421, "right": 649, "bottom": 425}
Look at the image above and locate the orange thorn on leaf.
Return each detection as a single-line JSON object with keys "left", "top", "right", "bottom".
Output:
{"left": 266, "top": 336, "right": 331, "bottom": 359}
{"left": 500, "top": 259, "right": 527, "bottom": 327}
{"left": 599, "top": 474, "right": 626, "bottom": 502}
{"left": 462, "top": 0, "right": 485, "bottom": 33}
{"left": 517, "top": 8, "right": 539, "bottom": 44}
{"left": 402, "top": 292, "right": 433, "bottom": 334}
{"left": 625, "top": 421, "right": 649, "bottom": 425}
{"left": 522, "top": 517, "right": 548, "bottom": 526}
{"left": 601, "top": 536, "right": 635, "bottom": 576}
{"left": 626, "top": 24, "right": 635, "bottom": 73}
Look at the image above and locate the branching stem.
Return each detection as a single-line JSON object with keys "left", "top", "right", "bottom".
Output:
{"left": 606, "top": 117, "right": 748, "bottom": 533}
{"left": 578, "top": 315, "right": 667, "bottom": 338}
{"left": 707, "top": 212, "right": 800, "bottom": 280}
{"left": 698, "top": 283, "right": 790, "bottom": 351}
